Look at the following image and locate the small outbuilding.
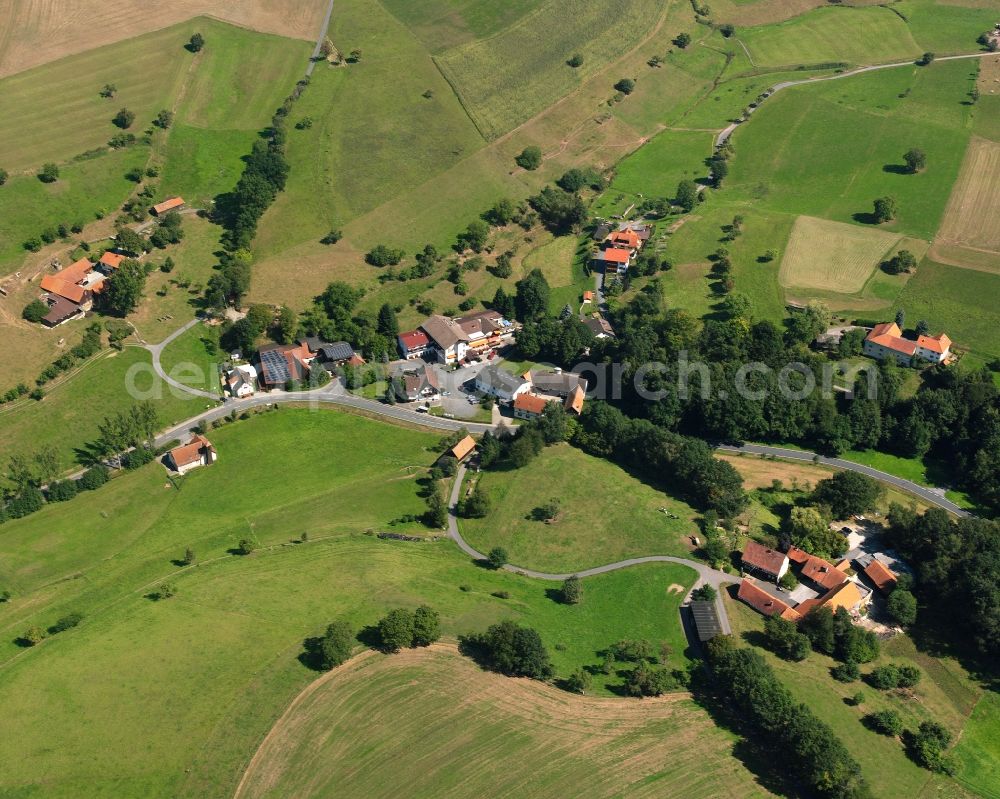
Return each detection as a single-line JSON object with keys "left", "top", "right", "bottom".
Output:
{"left": 165, "top": 434, "right": 217, "bottom": 474}
{"left": 690, "top": 599, "right": 723, "bottom": 642}
{"left": 449, "top": 435, "right": 477, "bottom": 462}
{"left": 152, "top": 196, "right": 186, "bottom": 216}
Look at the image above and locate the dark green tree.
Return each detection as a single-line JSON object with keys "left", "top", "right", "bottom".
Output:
{"left": 22, "top": 300, "right": 48, "bottom": 323}
{"left": 376, "top": 303, "right": 399, "bottom": 338}
{"left": 412, "top": 605, "right": 441, "bottom": 646}
{"left": 675, "top": 179, "right": 698, "bottom": 212}
{"left": 873, "top": 196, "right": 898, "bottom": 223}
{"left": 317, "top": 620, "right": 355, "bottom": 668}
{"left": 486, "top": 546, "right": 508, "bottom": 569}
{"left": 515, "top": 146, "right": 543, "bottom": 171}
{"left": 561, "top": 575, "right": 582, "bottom": 604}
{"left": 378, "top": 608, "right": 416, "bottom": 652}
{"left": 113, "top": 107, "right": 135, "bottom": 129}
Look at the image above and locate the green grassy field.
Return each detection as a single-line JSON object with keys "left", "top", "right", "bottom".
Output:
{"left": 593, "top": 129, "right": 714, "bottom": 218}
{"left": 894, "top": 0, "right": 999, "bottom": 54}
{"left": 0, "top": 147, "right": 148, "bottom": 269}
{"left": 953, "top": 691, "right": 1000, "bottom": 799}
{"left": 727, "top": 59, "right": 976, "bottom": 240}
{"left": 460, "top": 442, "right": 697, "bottom": 571}
{"left": 0, "top": 25, "right": 190, "bottom": 170}
{"left": 739, "top": 5, "right": 921, "bottom": 68}
{"left": 252, "top": 0, "right": 487, "bottom": 264}
{"left": 779, "top": 215, "right": 903, "bottom": 293}
{"left": 893, "top": 256, "right": 1000, "bottom": 361}
{"left": 0, "top": 347, "right": 215, "bottom": 472}
{"left": 158, "top": 323, "right": 221, "bottom": 393}
{"left": 0, "top": 18, "right": 309, "bottom": 279}
{"left": 0, "top": 409, "right": 702, "bottom": 797}
{"left": 725, "top": 592, "right": 986, "bottom": 799}
{"left": 126, "top": 217, "right": 223, "bottom": 343}
{"left": 233, "top": 645, "right": 772, "bottom": 799}
{"left": 435, "top": 0, "right": 663, "bottom": 139}
{"left": 655, "top": 206, "right": 791, "bottom": 324}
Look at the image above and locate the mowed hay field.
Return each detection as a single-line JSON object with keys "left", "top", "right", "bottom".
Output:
{"left": 234, "top": 645, "right": 773, "bottom": 799}
{"left": 779, "top": 215, "right": 901, "bottom": 293}
{"left": 434, "top": 0, "right": 664, "bottom": 139}
{"left": 738, "top": 5, "right": 921, "bottom": 68}
{"left": 0, "top": 0, "right": 321, "bottom": 78}
{"left": 936, "top": 136, "right": 1000, "bottom": 253}
{"left": 0, "top": 410, "right": 708, "bottom": 798}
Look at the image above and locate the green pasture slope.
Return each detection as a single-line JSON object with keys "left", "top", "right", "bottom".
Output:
{"left": 0, "top": 347, "right": 213, "bottom": 473}
{"left": 460, "top": 442, "right": 698, "bottom": 571}
{"left": 0, "top": 409, "right": 697, "bottom": 798}
{"left": 0, "top": 18, "right": 309, "bottom": 273}
{"left": 435, "top": 0, "right": 664, "bottom": 139}
{"left": 739, "top": 5, "right": 922, "bottom": 68}
{"left": 253, "top": 0, "right": 488, "bottom": 261}
{"left": 158, "top": 322, "right": 222, "bottom": 394}
{"left": 727, "top": 58, "right": 976, "bottom": 240}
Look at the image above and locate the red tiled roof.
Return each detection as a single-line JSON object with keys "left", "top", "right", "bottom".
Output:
{"left": 787, "top": 546, "right": 810, "bottom": 564}
{"left": 917, "top": 333, "right": 951, "bottom": 354}
{"left": 866, "top": 322, "right": 917, "bottom": 356}
{"left": 742, "top": 540, "right": 788, "bottom": 576}
{"left": 565, "top": 384, "right": 585, "bottom": 415}
{"left": 863, "top": 560, "right": 898, "bottom": 594}
{"left": 600, "top": 248, "right": 630, "bottom": 264}
{"left": 450, "top": 435, "right": 476, "bottom": 461}
{"left": 399, "top": 330, "right": 430, "bottom": 351}
{"left": 609, "top": 229, "right": 640, "bottom": 248}
{"left": 152, "top": 197, "right": 185, "bottom": 214}
{"left": 39, "top": 258, "right": 96, "bottom": 303}
{"left": 801, "top": 554, "right": 849, "bottom": 592}
{"left": 738, "top": 579, "right": 795, "bottom": 617}
{"left": 514, "top": 393, "right": 550, "bottom": 416}
{"left": 99, "top": 251, "right": 124, "bottom": 269}
{"left": 168, "top": 434, "right": 214, "bottom": 468}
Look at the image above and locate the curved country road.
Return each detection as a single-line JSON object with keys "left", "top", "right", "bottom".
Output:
{"left": 145, "top": 335, "right": 969, "bottom": 517}
{"left": 716, "top": 51, "right": 996, "bottom": 147}
{"left": 447, "top": 463, "right": 734, "bottom": 633}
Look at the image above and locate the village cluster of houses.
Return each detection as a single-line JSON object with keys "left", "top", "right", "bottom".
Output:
{"left": 224, "top": 337, "right": 364, "bottom": 397}
{"left": 736, "top": 538, "right": 901, "bottom": 623}
{"left": 475, "top": 364, "right": 586, "bottom": 418}
{"left": 397, "top": 309, "right": 518, "bottom": 365}
{"left": 590, "top": 221, "right": 652, "bottom": 278}
{"left": 32, "top": 197, "right": 185, "bottom": 328}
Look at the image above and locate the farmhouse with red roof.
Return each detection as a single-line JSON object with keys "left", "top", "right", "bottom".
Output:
{"left": 864, "top": 321, "right": 951, "bottom": 365}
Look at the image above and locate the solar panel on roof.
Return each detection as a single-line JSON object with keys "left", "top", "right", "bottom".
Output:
{"left": 261, "top": 350, "right": 290, "bottom": 384}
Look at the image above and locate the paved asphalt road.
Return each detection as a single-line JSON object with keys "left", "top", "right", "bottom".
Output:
{"left": 716, "top": 50, "right": 994, "bottom": 147}
{"left": 447, "top": 463, "right": 734, "bottom": 634}
{"left": 149, "top": 364, "right": 969, "bottom": 519}
{"left": 716, "top": 443, "right": 969, "bottom": 517}
{"left": 305, "top": 0, "right": 336, "bottom": 77}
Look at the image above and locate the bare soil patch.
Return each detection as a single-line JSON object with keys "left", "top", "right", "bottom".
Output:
{"left": 936, "top": 136, "right": 1000, "bottom": 253}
